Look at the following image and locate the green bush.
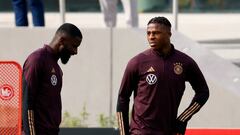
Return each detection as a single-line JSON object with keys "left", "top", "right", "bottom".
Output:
{"left": 61, "top": 104, "right": 89, "bottom": 127}
{"left": 97, "top": 113, "right": 117, "bottom": 128}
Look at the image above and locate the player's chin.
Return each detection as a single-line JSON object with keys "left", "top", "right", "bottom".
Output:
{"left": 150, "top": 41, "right": 159, "bottom": 46}
{"left": 150, "top": 45, "right": 158, "bottom": 49}
{"left": 60, "top": 55, "right": 71, "bottom": 64}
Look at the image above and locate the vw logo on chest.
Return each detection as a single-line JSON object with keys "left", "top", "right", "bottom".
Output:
{"left": 146, "top": 74, "right": 157, "bottom": 85}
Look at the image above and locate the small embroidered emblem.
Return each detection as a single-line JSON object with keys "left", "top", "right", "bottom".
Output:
{"left": 174, "top": 63, "right": 183, "bottom": 75}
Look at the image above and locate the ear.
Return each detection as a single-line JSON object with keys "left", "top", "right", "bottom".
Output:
{"left": 59, "top": 36, "right": 65, "bottom": 44}
{"left": 56, "top": 36, "right": 64, "bottom": 52}
{"left": 57, "top": 36, "right": 66, "bottom": 48}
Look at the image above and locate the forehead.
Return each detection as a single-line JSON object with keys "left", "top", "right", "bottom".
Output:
{"left": 147, "top": 23, "right": 168, "bottom": 31}
{"left": 66, "top": 36, "right": 82, "bottom": 43}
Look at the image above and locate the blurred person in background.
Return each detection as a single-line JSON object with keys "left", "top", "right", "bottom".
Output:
{"left": 99, "top": 0, "right": 138, "bottom": 27}
{"left": 12, "top": 0, "right": 45, "bottom": 26}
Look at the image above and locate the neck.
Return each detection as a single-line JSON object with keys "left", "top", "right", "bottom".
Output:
{"left": 155, "top": 43, "right": 172, "bottom": 55}
{"left": 48, "top": 41, "right": 59, "bottom": 55}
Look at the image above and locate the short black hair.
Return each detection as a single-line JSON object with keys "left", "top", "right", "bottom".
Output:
{"left": 56, "top": 23, "right": 82, "bottom": 39}
{"left": 147, "top": 16, "right": 172, "bottom": 29}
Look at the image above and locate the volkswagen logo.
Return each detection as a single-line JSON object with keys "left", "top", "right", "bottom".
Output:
{"left": 146, "top": 74, "right": 157, "bottom": 85}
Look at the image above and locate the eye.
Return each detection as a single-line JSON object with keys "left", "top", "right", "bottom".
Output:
{"left": 147, "top": 31, "right": 151, "bottom": 35}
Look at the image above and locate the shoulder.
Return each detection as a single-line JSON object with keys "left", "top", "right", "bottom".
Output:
{"left": 128, "top": 49, "right": 151, "bottom": 66}
{"left": 29, "top": 47, "right": 47, "bottom": 60}
{"left": 174, "top": 49, "right": 196, "bottom": 64}
{"left": 124, "top": 49, "right": 151, "bottom": 73}
{"left": 24, "top": 47, "right": 46, "bottom": 68}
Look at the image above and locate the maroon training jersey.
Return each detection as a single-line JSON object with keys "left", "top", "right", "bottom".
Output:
{"left": 117, "top": 45, "right": 209, "bottom": 135}
{"left": 22, "top": 45, "right": 63, "bottom": 135}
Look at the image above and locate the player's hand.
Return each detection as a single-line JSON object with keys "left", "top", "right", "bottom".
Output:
{"left": 174, "top": 119, "right": 187, "bottom": 135}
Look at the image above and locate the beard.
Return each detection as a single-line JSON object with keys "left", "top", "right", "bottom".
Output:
{"left": 60, "top": 47, "right": 71, "bottom": 64}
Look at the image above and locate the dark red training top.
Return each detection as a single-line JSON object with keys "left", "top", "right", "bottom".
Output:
{"left": 22, "top": 45, "right": 63, "bottom": 135}
{"left": 117, "top": 45, "right": 209, "bottom": 135}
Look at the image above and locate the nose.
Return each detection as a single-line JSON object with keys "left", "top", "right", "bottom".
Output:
{"left": 148, "top": 33, "right": 155, "bottom": 40}
{"left": 150, "top": 34, "right": 156, "bottom": 39}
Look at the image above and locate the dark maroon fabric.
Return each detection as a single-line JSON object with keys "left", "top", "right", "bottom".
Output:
{"left": 23, "top": 45, "right": 63, "bottom": 134}
{"left": 117, "top": 45, "right": 209, "bottom": 135}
